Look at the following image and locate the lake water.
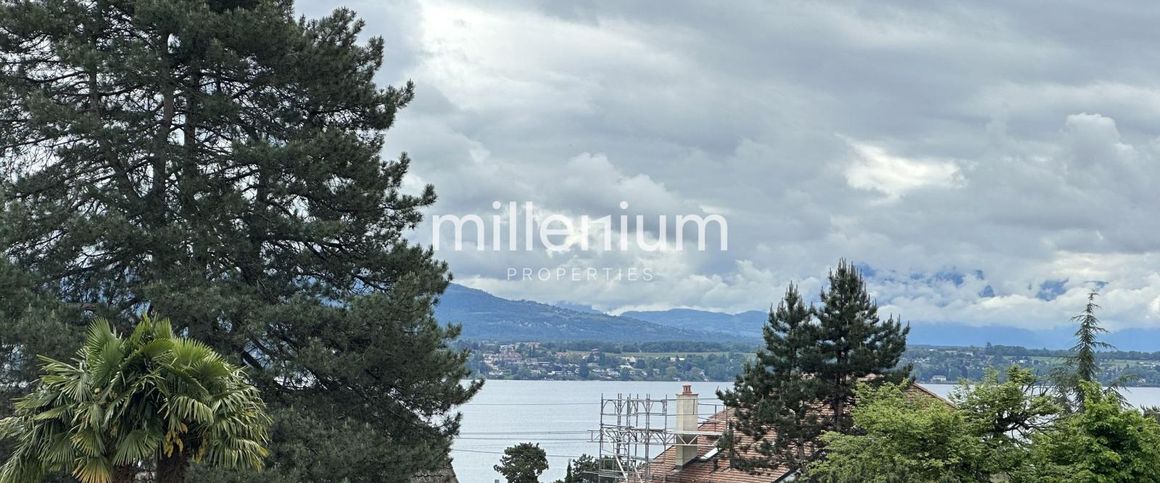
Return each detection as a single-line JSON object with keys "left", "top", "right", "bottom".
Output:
{"left": 451, "top": 380, "right": 1160, "bottom": 483}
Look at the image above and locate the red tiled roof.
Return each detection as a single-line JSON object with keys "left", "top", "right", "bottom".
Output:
{"left": 645, "top": 383, "right": 948, "bottom": 483}
{"left": 646, "top": 407, "right": 791, "bottom": 483}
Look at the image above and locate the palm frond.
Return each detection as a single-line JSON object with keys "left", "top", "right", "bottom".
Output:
{"left": 1, "top": 316, "right": 271, "bottom": 479}
{"left": 71, "top": 455, "right": 113, "bottom": 483}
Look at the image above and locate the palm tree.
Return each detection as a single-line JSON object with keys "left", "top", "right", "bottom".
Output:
{"left": 0, "top": 316, "right": 271, "bottom": 483}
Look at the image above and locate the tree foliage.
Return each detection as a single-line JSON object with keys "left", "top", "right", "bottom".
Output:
{"left": 564, "top": 454, "right": 599, "bottom": 483}
{"left": 494, "top": 443, "right": 548, "bottom": 483}
{"left": 0, "top": 259, "right": 83, "bottom": 415}
{"left": 1052, "top": 291, "right": 1120, "bottom": 410}
{"left": 0, "top": 316, "right": 270, "bottom": 483}
{"left": 720, "top": 260, "right": 909, "bottom": 473}
{"left": 810, "top": 294, "right": 1160, "bottom": 483}
{"left": 1028, "top": 382, "right": 1160, "bottom": 483}
{"left": 808, "top": 382, "right": 993, "bottom": 482}
{"left": 0, "top": 0, "right": 480, "bottom": 480}
{"left": 718, "top": 284, "right": 822, "bottom": 471}
{"left": 809, "top": 367, "right": 1160, "bottom": 482}
{"left": 1071, "top": 291, "right": 1111, "bottom": 383}
{"left": 811, "top": 367, "right": 1064, "bottom": 482}
{"left": 953, "top": 366, "right": 1060, "bottom": 473}
{"left": 813, "top": 260, "right": 910, "bottom": 431}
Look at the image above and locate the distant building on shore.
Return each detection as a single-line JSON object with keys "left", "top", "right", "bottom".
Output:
{"left": 411, "top": 463, "right": 458, "bottom": 483}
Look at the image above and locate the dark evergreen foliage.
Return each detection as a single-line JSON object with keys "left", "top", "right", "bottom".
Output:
{"left": 1052, "top": 290, "right": 1123, "bottom": 410}
{"left": 813, "top": 259, "right": 910, "bottom": 431}
{"left": 493, "top": 443, "right": 548, "bottom": 483}
{"left": 566, "top": 454, "right": 599, "bottom": 483}
{"left": 720, "top": 260, "right": 909, "bottom": 473}
{"left": 0, "top": 1, "right": 480, "bottom": 480}
{"left": 717, "top": 284, "right": 822, "bottom": 471}
{"left": 1071, "top": 291, "right": 1111, "bottom": 384}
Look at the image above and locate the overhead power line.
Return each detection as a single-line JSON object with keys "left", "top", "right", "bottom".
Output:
{"left": 452, "top": 448, "right": 582, "bottom": 458}
{"left": 457, "top": 437, "right": 590, "bottom": 441}
{"left": 466, "top": 402, "right": 598, "bottom": 406}
{"left": 460, "top": 430, "right": 589, "bottom": 435}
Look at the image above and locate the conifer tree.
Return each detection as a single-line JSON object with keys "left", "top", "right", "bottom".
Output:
{"left": 494, "top": 443, "right": 548, "bottom": 483}
{"left": 569, "top": 454, "right": 598, "bottom": 483}
{"left": 0, "top": 1, "right": 479, "bottom": 480}
{"left": 718, "top": 284, "right": 822, "bottom": 471}
{"left": 1052, "top": 290, "right": 1119, "bottom": 409}
{"left": 1070, "top": 291, "right": 1110, "bottom": 385}
{"left": 813, "top": 259, "right": 909, "bottom": 431}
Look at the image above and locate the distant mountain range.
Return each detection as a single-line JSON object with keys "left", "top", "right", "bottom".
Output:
{"left": 434, "top": 284, "right": 731, "bottom": 342}
{"left": 621, "top": 308, "right": 767, "bottom": 338}
{"left": 435, "top": 284, "right": 1160, "bottom": 351}
{"left": 906, "top": 325, "right": 1160, "bottom": 352}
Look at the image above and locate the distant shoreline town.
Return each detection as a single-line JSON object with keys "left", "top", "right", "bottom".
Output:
{"left": 462, "top": 340, "right": 1160, "bottom": 387}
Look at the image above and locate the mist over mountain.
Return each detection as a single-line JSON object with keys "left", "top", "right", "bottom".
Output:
{"left": 434, "top": 284, "right": 737, "bottom": 342}
{"left": 620, "top": 309, "right": 767, "bottom": 338}
{"left": 624, "top": 310, "right": 1160, "bottom": 352}
{"left": 925, "top": 326, "right": 1160, "bottom": 353}
{"left": 437, "top": 284, "right": 1160, "bottom": 351}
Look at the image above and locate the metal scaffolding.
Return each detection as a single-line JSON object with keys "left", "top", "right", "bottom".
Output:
{"left": 589, "top": 392, "right": 726, "bottom": 482}
{"left": 592, "top": 393, "right": 670, "bottom": 482}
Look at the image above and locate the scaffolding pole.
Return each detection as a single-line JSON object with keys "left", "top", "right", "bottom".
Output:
{"left": 588, "top": 392, "right": 727, "bottom": 482}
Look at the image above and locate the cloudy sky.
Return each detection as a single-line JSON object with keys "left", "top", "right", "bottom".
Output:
{"left": 303, "top": 0, "right": 1160, "bottom": 330}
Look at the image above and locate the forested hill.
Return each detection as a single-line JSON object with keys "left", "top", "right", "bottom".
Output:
{"left": 621, "top": 308, "right": 767, "bottom": 338}
{"left": 434, "top": 284, "right": 741, "bottom": 342}
{"left": 626, "top": 308, "right": 1160, "bottom": 351}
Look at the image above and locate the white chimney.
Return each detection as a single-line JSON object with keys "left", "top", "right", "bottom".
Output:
{"left": 675, "top": 384, "right": 699, "bottom": 466}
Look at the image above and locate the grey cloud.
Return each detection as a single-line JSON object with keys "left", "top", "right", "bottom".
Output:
{"left": 314, "top": 0, "right": 1160, "bottom": 328}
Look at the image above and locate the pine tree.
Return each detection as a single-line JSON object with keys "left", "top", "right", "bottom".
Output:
{"left": 718, "top": 284, "right": 823, "bottom": 471}
{"left": 494, "top": 443, "right": 548, "bottom": 483}
{"left": 813, "top": 259, "right": 909, "bottom": 431}
{"left": 1052, "top": 290, "right": 1118, "bottom": 409}
{"left": 1071, "top": 291, "right": 1110, "bottom": 384}
{"left": 0, "top": 1, "right": 480, "bottom": 480}
{"left": 570, "top": 454, "right": 598, "bottom": 483}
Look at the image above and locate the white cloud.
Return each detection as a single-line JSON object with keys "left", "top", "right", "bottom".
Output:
{"left": 844, "top": 140, "right": 963, "bottom": 200}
